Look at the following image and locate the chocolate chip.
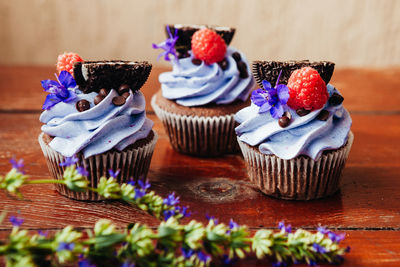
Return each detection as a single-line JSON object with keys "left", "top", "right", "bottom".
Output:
{"left": 118, "top": 84, "right": 130, "bottom": 95}
{"left": 316, "top": 109, "right": 330, "bottom": 121}
{"left": 112, "top": 96, "right": 126, "bottom": 106}
{"left": 177, "top": 51, "right": 190, "bottom": 59}
{"left": 279, "top": 115, "right": 291, "bottom": 128}
{"left": 232, "top": 52, "right": 241, "bottom": 62}
{"left": 75, "top": 99, "right": 90, "bottom": 112}
{"left": 122, "top": 92, "right": 130, "bottom": 99}
{"left": 192, "top": 58, "right": 202, "bottom": 65}
{"left": 237, "top": 61, "right": 248, "bottom": 78}
{"left": 218, "top": 58, "right": 229, "bottom": 70}
{"left": 296, "top": 108, "right": 311, "bottom": 116}
{"left": 329, "top": 93, "right": 344, "bottom": 106}
{"left": 94, "top": 94, "right": 105, "bottom": 105}
{"left": 99, "top": 88, "right": 109, "bottom": 96}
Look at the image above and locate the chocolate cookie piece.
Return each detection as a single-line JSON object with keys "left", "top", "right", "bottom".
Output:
{"left": 73, "top": 61, "right": 152, "bottom": 94}
{"left": 252, "top": 60, "right": 335, "bottom": 89}
{"left": 166, "top": 24, "right": 235, "bottom": 55}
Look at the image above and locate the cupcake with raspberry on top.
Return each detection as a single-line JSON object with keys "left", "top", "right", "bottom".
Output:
{"left": 151, "top": 25, "right": 255, "bottom": 157}
{"left": 235, "top": 61, "right": 353, "bottom": 200}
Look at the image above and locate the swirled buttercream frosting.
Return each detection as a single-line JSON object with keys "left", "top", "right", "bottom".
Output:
{"left": 235, "top": 85, "right": 352, "bottom": 160}
{"left": 40, "top": 89, "right": 153, "bottom": 158}
{"left": 159, "top": 47, "right": 254, "bottom": 106}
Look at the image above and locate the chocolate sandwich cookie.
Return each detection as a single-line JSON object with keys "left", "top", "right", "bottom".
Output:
{"left": 166, "top": 24, "right": 235, "bottom": 56}
{"left": 252, "top": 60, "right": 335, "bottom": 89}
{"left": 73, "top": 61, "right": 152, "bottom": 94}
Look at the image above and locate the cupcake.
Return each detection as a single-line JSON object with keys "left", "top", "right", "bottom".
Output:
{"left": 38, "top": 53, "right": 158, "bottom": 201}
{"left": 151, "top": 24, "right": 255, "bottom": 156}
{"left": 235, "top": 61, "right": 353, "bottom": 200}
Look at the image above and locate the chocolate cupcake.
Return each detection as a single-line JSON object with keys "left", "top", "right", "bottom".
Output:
{"left": 235, "top": 61, "right": 353, "bottom": 200}
{"left": 151, "top": 24, "right": 255, "bottom": 156}
{"left": 38, "top": 53, "right": 158, "bottom": 201}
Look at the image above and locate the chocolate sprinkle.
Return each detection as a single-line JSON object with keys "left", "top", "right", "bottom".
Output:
{"left": 76, "top": 99, "right": 90, "bottom": 112}
{"left": 316, "top": 110, "right": 330, "bottom": 121}
{"left": 329, "top": 92, "right": 344, "bottom": 106}
{"left": 94, "top": 94, "right": 105, "bottom": 105}
{"left": 232, "top": 52, "right": 241, "bottom": 62}
{"left": 278, "top": 115, "right": 291, "bottom": 128}
{"left": 252, "top": 60, "right": 335, "bottom": 89}
{"left": 237, "top": 61, "right": 248, "bottom": 78}
{"left": 192, "top": 58, "right": 202, "bottom": 65}
{"left": 112, "top": 96, "right": 126, "bottom": 106}
{"left": 218, "top": 58, "right": 228, "bottom": 70}
{"left": 296, "top": 108, "right": 311, "bottom": 117}
{"left": 118, "top": 84, "right": 130, "bottom": 95}
{"left": 122, "top": 92, "right": 130, "bottom": 99}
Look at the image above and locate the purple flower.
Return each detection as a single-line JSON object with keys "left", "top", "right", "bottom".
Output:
{"left": 345, "top": 246, "right": 351, "bottom": 253}
{"left": 127, "top": 179, "right": 135, "bottom": 186}
{"left": 163, "top": 210, "right": 176, "bottom": 221}
{"left": 221, "top": 254, "right": 237, "bottom": 266}
{"left": 121, "top": 261, "right": 135, "bottom": 267}
{"left": 312, "top": 243, "right": 327, "bottom": 254}
{"left": 41, "top": 71, "right": 77, "bottom": 110}
{"left": 138, "top": 179, "right": 151, "bottom": 190}
{"left": 197, "top": 251, "right": 211, "bottom": 263}
{"left": 152, "top": 25, "right": 179, "bottom": 63}
{"left": 59, "top": 156, "right": 79, "bottom": 167}
{"left": 176, "top": 206, "right": 191, "bottom": 218}
{"left": 251, "top": 70, "right": 289, "bottom": 119}
{"left": 206, "top": 215, "right": 219, "bottom": 224}
{"left": 181, "top": 248, "right": 194, "bottom": 259}
{"left": 9, "top": 216, "right": 24, "bottom": 227}
{"left": 272, "top": 261, "right": 287, "bottom": 267}
{"left": 278, "top": 221, "right": 292, "bottom": 233}
{"left": 78, "top": 258, "right": 97, "bottom": 267}
{"left": 134, "top": 188, "right": 146, "bottom": 199}
{"left": 317, "top": 226, "right": 329, "bottom": 235}
{"left": 308, "top": 259, "right": 318, "bottom": 266}
{"left": 108, "top": 169, "right": 120, "bottom": 178}
{"left": 77, "top": 166, "right": 89, "bottom": 177}
{"left": 10, "top": 157, "right": 25, "bottom": 174}
{"left": 38, "top": 230, "right": 48, "bottom": 237}
{"left": 229, "top": 219, "right": 239, "bottom": 230}
{"left": 57, "top": 242, "right": 75, "bottom": 251}
{"left": 328, "top": 231, "right": 345, "bottom": 243}
{"left": 163, "top": 192, "right": 180, "bottom": 206}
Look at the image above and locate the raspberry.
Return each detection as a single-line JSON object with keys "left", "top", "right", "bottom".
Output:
{"left": 57, "top": 52, "right": 83, "bottom": 75}
{"left": 191, "top": 28, "right": 227, "bottom": 65}
{"left": 287, "top": 67, "right": 329, "bottom": 111}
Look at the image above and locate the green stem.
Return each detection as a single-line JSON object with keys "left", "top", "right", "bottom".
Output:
{"left": 25, "top": 179, "right": 65, "bottom": 185}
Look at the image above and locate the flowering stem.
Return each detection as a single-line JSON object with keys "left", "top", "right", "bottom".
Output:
{"left": 24, "top": 179, "right": 66, "bottom": 185}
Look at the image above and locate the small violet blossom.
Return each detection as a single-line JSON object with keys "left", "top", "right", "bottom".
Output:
{"left": 59, "top": 156, "right": 79, "bottom": 167}
{"left": 251, "top": 70, "right": 289, "bottom": 119}
{"left": 229, "top": 219, "right": 239, "bottom": 230}
{"left": 197, "top": 251, "right": 211, "bottom": 263}
{"left": 163, "top": 192, "right": 180, "bottom": 206}
{"left": 41, "top": 71, "right": 77, "bottom": 110}
{"left": 10, "top": 157, "right": 25, "bottom": 174}
{"left": 176, "top": 205, "right": 191, "bottom": 218}
{"left": 163, "top": 210, "right": 176, "bottom": 221}
{"left": 77, "top": 166, "right": 89, "bottom": 177}
{"left": 278, "top": 221, "right": 292, "bottom": 233}
{"left": 57, "top": 242, "right": 75, "bottom": 251}
{"left": 206, "top": 215, "right": 219, "bottom": 224}
{"left": 108, "top": 169, "right": 120, "bottom": 178}
{"left": 181, "top": 247, "right": 195, "bottom": 259}
{"left": 152, "top": 25, "right": 179, "bottom": 63}
{"left": 312, "top": 243, "right": 327, "bottom": 254}
{"left": 9, "top": 216, "right": 24, "bottom": 227}
{"left": 318, "top": 226, "right": 346, "bottom": 243}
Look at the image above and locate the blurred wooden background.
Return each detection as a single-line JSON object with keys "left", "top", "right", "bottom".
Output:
{"left": 0, "top": 0, "right": 399, "bottom": 67}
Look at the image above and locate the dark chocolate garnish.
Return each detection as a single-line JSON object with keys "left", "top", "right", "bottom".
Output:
{"left": 296, "top": 108, "right": 311, "bottom": 117}
{"left": 76, "top": 99, "right": 90, "bottom": 112}
{"left": 122, "top": 92, "right": 130, "bottom": 99}
{"left": 112, "top": 96, "right": 126, "bottom": 106}
{"left": 252, "top": 60, "right": 335, "bottom": 89}
{"left": 237, "top": 61, "right": 248, "bottom": 78}
{"left": 232, "top": 52, "right": 241, "bottom": 62}
{"left": 99, "top": 88, "right": 109, "bottom": 96}
{"left": 166, "top": 24, "right": 235, "bottom": 55}
{"left": 192, "top": 58, "right": 202, "bottom": 65}
{"left": 118, "top": 84, "right": 130, "bottom": 95}
{"left": 316, "top": 110, "right": 330, "bottom": 121}
{"left": 94, "top": 94, "right": 105, "bottom": 105}
{"left": 329, "top": 92, "right": 344, "bottom": 106}
{"left": 73, "top": 61, "right": 152, "bottom": 94}
{"left": 218, "top": 58, "right": 228, "bottom": 70}
{"left": 278, "top": 111, "right": 292, "bottom": 128}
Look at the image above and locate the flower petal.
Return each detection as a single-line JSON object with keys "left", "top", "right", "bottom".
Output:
{"left": 259, "top": 102, "right": 272, "bottom": 113}
{"left": 63, "top": 90, "right": 77, "bottom": 103}
{"left": 277, "top": 84, "right": 290, "bottom": 104}
{"left": 59, "top": 71, "right": 76, "bottom": 89}
{"left": 262, "top": 80, "right": 272, "bottom": 90}
{"left": 270, "top": 102, "right": 284, "bottom": 119}
{"left": 42, "top": 94, "right": 61, "bottom": 110}
{"left": 41, "top": 80, "right": 60, "bottom": 92}
{"left": 251, "top": 89, "right": 267, "bottom": 107}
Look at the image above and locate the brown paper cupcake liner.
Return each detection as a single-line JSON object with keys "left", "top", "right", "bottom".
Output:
{"left": 238, "top": 131, "right": 354, "bottom": 200}
{"left": 38, "top": 131, "right": 158, "bottom": 201}
{"left": 151, "top": 95, "right": 238, "bottom": 156}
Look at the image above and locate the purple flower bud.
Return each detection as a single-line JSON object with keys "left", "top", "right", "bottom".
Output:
{"left": 9, "top": 157, "right": 25, "bottom": 174}
{"left": 9, "top": 216, "right": 24, "bottom": 227}
{"left": 59, "top": 156, "right": 79, "bottom": 167}
{"left": 57, "top": 242, "right": 75, "bottom": 251}
{"left": 312, "top": 243, "right": 327, "bottom": 254}
{"left": 163, "top": 192, "right": 180, "bottom": 206}
{"left": 152, "top": 25, "right": 179, "bottom": 64}
{"left": 278, "top": 221, "right": 292, "bottom": 233}
{"left": 138, "top": 179, "right": 150, "bottom": 190}
{"left": 108, "top": 169, "right": 120, "bottom": 178}
{"left": 197, "top": 251, "right": 211, "bottom": 263}
{"left": 77, "top": 166, "right": 89, "bottom": 176}
{"left": 163, "top": 210, "right": 175, "bottom": 221}
{"left": 206, "top": 215, "right": 219, "bottom": 224}
{"left": 229, "top": 219, "right": 239, "bottom": 230}
{"left": 181, "top": 247, "right": 194, "bottom": 259}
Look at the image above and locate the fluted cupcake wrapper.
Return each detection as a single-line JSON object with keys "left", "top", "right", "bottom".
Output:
{"left": 151, "top": 95, "right": 238, "bottom": 157}
{"left": 238, "top": 131, "right": 354, "bottom": 200}
{"left": 38, "top": 131, "right": 158, "bottom": 201}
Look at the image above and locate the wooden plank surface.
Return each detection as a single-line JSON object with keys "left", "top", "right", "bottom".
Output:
{"left": 1, "top": 66, "right": 400, "bottom": 266}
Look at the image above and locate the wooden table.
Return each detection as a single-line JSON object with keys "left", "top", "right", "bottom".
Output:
{"left": 0, "top": 66, "right": 400, "bottom": 266}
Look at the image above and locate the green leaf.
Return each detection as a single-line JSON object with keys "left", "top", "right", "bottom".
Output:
{"left": 93, "top": 233, "right": 126, "bottom": 250}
